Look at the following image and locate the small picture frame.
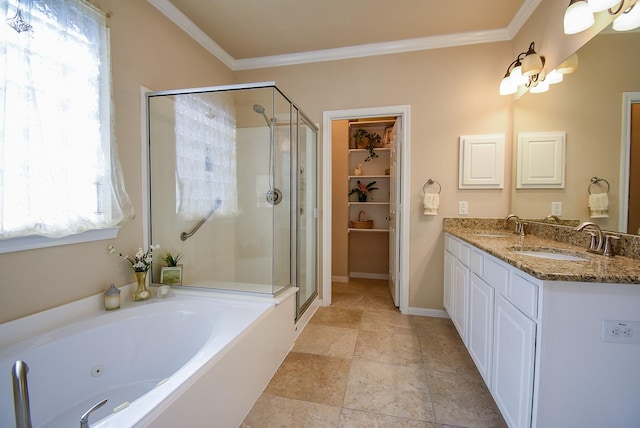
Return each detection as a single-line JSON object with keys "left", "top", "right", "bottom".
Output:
{"left": 160, "top": 266, "right": 182, "bottom": 285}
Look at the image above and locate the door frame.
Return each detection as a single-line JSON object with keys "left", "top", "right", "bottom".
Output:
{"left": 619, "top": 92, "right": 640, "bottom": 233}
{"left": 322, "top": 105, "right": 411, "bottom": 313}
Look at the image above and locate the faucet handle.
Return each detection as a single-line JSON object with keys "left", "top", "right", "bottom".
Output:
{"left": 80, "top": 399, "right": 107, "bottom": 428}
{"left": 603, "top": 233, "right": 620, "bottom": 257}
{"left": 587, "top": 232, "right": 598, "bottom": 251}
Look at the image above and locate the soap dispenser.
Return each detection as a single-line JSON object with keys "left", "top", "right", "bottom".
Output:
{"left": 104, "top": 283, "right": 121, "bottom": 311}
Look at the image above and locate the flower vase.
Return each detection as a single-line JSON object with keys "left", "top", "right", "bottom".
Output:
{"left": 133, "top": 271, "right": 151, "bottom": 301}
{"left": 358, "top": 194, "right": 367, "bottom": 202}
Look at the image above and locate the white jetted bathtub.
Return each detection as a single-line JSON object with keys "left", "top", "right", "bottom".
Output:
{"left": 0, "top": 287, "right": 296, "bottom": 427}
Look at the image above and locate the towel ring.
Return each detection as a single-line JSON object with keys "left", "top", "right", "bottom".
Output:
{"left": 423, "top": 179, "right": 441, "bottom": 195}
{"left": 588, "top": 177, "right": 610, "bottom": 195}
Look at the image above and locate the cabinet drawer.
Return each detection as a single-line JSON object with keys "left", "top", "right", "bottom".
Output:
{"left": 483, "top": 256, "right": 509, "bottom": 296}
{"left": 458, "top": 243, "right": 471, "bottom": 266}
{"left": 470, "top": 249, "right": 483, "bottom": 276}
{"left": 510, "top": 273, "right": 539, "bottom": 319}
{"left": 446, "top": 235, "right": 459, "bottom": 255}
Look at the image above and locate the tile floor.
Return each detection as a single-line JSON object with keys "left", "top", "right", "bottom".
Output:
{"left": 241, "top": 278, "right": 507, "bottom": 428}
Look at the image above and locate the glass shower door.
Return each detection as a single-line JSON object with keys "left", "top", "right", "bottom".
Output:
{"left": 296, "top": 114, "right": 318, "bottom": 318}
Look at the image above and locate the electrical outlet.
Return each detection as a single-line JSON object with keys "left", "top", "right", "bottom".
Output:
{"left": 602, "top": 320, "right": 640, "bottom": 344}
{"left": 551, "top": 202, "right": 562, "bottom": 216}
{"left": 458, "top": 201, "right": 468, "bottom": 215}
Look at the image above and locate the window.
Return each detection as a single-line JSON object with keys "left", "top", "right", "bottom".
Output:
{"left": 0, "top": 0, "right": 132, "bottom": 250}
{"left": 174, "top": 93, "right": 238, "bottom": 219}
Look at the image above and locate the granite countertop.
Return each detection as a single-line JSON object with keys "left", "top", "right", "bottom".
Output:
{"left": 445, "top": 224, "right": 640, "bottom": 285}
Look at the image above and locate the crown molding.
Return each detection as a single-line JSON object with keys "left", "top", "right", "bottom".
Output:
{"left": 148, "top": 0, "right": 541, "bottom": 71}
{"left": 148, "top": 0, "right": 238, "bottom": 69}
{"left": 234, "top": 29, "right": 511, "bottom": 70}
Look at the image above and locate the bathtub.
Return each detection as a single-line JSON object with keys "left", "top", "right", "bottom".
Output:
{"left": 0, "top": 287, "right": 297, "bottom": 427}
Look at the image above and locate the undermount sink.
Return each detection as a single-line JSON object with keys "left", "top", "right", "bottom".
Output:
{"left": 509, "top": 247, "right": 589, "bottom": 261}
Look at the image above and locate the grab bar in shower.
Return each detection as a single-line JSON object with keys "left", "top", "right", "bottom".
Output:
{"left": 12, "top": 360, "right": 32, "bottom": 428}
{"left": 180, "top": 198, "right": 222, "bottom": 241}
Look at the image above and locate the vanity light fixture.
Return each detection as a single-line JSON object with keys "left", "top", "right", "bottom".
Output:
{"left": 563, "top": 0, "right": 640, "bottom": 34}
{"left": 499, "top": 42, "right": 546, "bottom": 96}
{"left": 612, "top": 1, "right": 640, "bottom": 30}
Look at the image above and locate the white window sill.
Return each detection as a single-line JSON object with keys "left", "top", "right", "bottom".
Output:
{"left": 0, "top": 228, "right": 120, "bottom": 254}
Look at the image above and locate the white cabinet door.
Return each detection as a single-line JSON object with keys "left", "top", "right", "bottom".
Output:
{"left": 452, "top": 259, "right": 469, "bottom": 343}
{"left": 468, "top": 273, "right": 494, "bottom": 386}
{"left": 443, "top": 252, "right": 454, "bottom": 315}
{"left": 492, "top": 293, "right": 536, "bottom": 428}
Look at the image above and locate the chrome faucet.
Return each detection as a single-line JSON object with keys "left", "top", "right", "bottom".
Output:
{"left": 575, "top": 222, "right": 604, "bottom": 253}
{"left": 12, "top": 361, "right": 31, "bottom": 428}
{"left": 504, "top": 214, "right": 527, "bottom": 235}
{"left": 543, "top": 214, "right": 561, "bottom": 223}
{"left": 80, "top": 399, "right": 107, "bottom": 428}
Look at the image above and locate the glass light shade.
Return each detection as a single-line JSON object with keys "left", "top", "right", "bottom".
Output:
{"left": 556, "top": 53, "right": 579, "bottom": 74}
{"left": 588, "top": 0, "right": 621, "bottom": 12}
{"left": 521, "top": 53, "right": 543, "bottom": 77}
{"left": 546, "top": 69, "right": 564, "bottom": 84}
{"left": 499, "top": 75, "right": 517, "bottom": 95}
{"left": 530, "top": 80, "right": 550, "bottom": 93}
{"left": 564, "top": 0, "right": 595, "bottom": 34}
{"left": 613, "top": 4, "right": 640, "bottom": 31}
{"left": 510, "top": 64, "right": 527, "bottom": 86}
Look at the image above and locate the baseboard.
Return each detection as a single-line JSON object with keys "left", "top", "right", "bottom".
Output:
{"left": 331, "top": 276, "right": 349, "bottom": 283}
{"left": 349, "top": 272, "right": 389, "bottom": 280}
{"left": 406, "top": 307, "right": 450, "bottom": 318}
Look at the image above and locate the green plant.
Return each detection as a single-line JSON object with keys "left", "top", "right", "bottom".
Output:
{"left": 161, "top": 251, "right": 182, "bottom": 267}
{"left": 353, "top": 128, "right": 381, "bottom": 162}
{"left": 348, "top": 180, "right": 379, "bottom": 201}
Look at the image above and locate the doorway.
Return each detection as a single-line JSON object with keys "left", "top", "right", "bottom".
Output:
{"left": 322, "top": 106, "right": 411, "bottom": 313}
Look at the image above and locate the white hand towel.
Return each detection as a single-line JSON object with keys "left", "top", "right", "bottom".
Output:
{"left": 423, "top": 193, "right": 439, "bottom": 216}
{"left": 588, "top": 193, "right": 609, "bottom": 218}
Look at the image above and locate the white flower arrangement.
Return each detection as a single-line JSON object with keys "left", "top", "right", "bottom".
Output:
{"left": 108, "top": 244, "right": 160, "bottom": 272}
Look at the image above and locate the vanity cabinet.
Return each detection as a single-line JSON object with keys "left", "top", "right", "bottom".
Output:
{"left": 444, "top": 232, "right": 640, "bottom": 428}
{"left": 445, "top": 234, "right": 538, "bottom": 427}
{"left": 468, "top": 272, "right": 494, "bottom": 386}
{"left": 492, "top": 292, "right": 535, "bottom": 428}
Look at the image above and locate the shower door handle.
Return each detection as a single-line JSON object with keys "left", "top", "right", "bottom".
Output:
{"left": 299, "top": 207, "right": 304, "bottom": 215}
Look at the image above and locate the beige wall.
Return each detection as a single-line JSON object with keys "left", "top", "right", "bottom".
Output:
{"left": 236, "top": 43, "right": 514, "bottom": 309}
{"left": 0, "top": 0, "right": 234, "bottom": 323}
{"left": 1, "top": 0, "right": 618, "bottom": 322}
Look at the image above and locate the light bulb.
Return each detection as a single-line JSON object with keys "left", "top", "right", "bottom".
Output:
{"left": 564, "top": 0, "right": 595, "bottom": 34}
{"left": 499, "top": 75, "right": 517, "bottom": 96}
{"left": 530, "top": 80, "right": 550, "bottom": 93}
{"left": 522, "top": 52, "right": 543, "bottom": 77}
{"left": 546, "top": 69, "right": 564, "bottom": 84}
{"left": 613, "top": 3, "right": 640, "bottom": 31}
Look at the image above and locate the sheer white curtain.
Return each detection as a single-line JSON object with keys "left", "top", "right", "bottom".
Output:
{"left": 174, "top": 93, "right": 239, "bottom": 219}
{"left": 0, "top": 0, "right": 132, "bottom": 240}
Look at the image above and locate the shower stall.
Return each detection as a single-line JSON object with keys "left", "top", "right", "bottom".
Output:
{"left": 146, "top": 82, "right": 318, "bottom": 318}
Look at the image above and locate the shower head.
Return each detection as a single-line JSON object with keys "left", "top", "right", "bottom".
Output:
{"left": 252, "top": 104, "right": 273, "bottom": 126}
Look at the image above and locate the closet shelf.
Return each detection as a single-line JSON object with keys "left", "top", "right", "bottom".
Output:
{"left": 348, "top": 202, "right": 389, "bottom": 206}
{"left": 348, "top": 175, "right": 390, "bottom": 179}
{"left": 348, "top": 228, "right": 389, "bottom": 233}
